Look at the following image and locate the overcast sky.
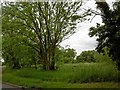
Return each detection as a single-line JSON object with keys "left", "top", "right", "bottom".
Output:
{"left": 60, "top": 0, "right": 115, "bottom": 55}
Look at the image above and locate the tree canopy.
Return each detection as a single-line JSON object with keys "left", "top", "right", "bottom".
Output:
{"left": 89, "top": 1, "right": 120, "bottom": 70}
{"left": 2, "top": 1, "right": 89, "bottom": 70}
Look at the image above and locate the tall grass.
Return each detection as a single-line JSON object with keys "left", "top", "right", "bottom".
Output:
{"left": 12, "top": 63, "right": 119, "bottom": 83}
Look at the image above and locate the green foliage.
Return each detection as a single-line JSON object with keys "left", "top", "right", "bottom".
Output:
{"left": 89, "top": 1, "right": 120, "bottom": 70}
{"left": 2, "top": 26, "right": 39, "bottom": 68}
{"left": 3, "top": 63, "right": 119, "bottom": 88}
{"left": 0, "top": 33, "right": 1, "bottom": 53}
{"left": 3, "top": 70, "right": 120, "bottom": 88}
{"left": 2, "top": 2, "right": 89, "bottom": 70}
{"left": 94, "top": 50, "right": 113, "bottom": 63}
{"left": 76, "top": 49, "right": 113, "bottom": 63}
{"left": 76, "top": 50, "right": 96, "bottom": 63}
{"left": 55, "top": 47, "right": 76, "bottom": 63}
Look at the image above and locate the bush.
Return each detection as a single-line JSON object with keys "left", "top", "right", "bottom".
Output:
{"left": 12, "top": 63, "right": 119, "bottom": 83}
{"left": 76, "top": 50, "right": 96, "bottom": 63}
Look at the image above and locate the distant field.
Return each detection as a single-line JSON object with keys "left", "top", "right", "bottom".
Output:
{"left": 2, "top": 63, "right": 120, "bottom": 88}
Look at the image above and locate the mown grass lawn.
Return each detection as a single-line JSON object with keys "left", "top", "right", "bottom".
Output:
{"left": 2, "top": 63, "right": 120, "bottom": 88}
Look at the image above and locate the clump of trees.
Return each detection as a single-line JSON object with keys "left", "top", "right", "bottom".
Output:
{"left": 76, "top": 49, "right": 112, "bottom": 63}
{"left": 2, "top": 1, "right": 90, "bottom": 70}
{"left": 2, "top": 1, "right": 119, "bottom": 71}
{"left": 76, "top": 50, "right": 96, "bottom": 63}
{"left": 89, "top": 0, "right": 120, "bottom": 70}
{"left": 55, "top": 47, "right": 76, "bottom": 63}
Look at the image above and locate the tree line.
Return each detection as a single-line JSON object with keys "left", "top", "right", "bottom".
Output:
{"left": 89, "top": 0, "right": 120, "bottom": 70}
{"left": 2, "top": 1, "right": 90, "bottom": 70}
{"left": 2, "top": 0, "right": 120, "bottom": 71}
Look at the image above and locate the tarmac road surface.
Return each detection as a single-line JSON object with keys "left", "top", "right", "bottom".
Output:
{"left": 2, "top": 83, "right": 16, "bottom": 88}
{"left": 2, "top": 83, "right": 23, "bottom": 90}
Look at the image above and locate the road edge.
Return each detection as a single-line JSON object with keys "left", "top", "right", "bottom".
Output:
{"left": 2, "top": 82, "right": 27, "bottom": 89}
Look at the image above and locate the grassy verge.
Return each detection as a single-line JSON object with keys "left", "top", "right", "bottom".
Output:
{"left": 2, "top": 63, "right": 120, "bottom": 88}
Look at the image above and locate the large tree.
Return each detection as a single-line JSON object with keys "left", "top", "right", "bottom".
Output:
{"left": 2, "top": 1, "right": 89, "bottom": 70}
{"left": 89, "top": 1, "right": 120, "bottom": 70}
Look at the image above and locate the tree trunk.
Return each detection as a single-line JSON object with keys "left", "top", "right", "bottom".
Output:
{"left": 42, "top": 56, "right": 47, "bottom": 70}
{"left": 50, "top": 47, "right": 55, "bottom": 70}
{"left": 41, "top": 52, "right": 55, "bottom": 70}
{"left": 39, "top": 42, "right": 56, "bottom": 70}
{"left": 33, "top": 58, "right": 37, "bottom": 69}
{"left": 50, "top": 60, "right": 55, "bottom": 70}
{"left": 117, "top": 60, "right": 120, "bottom": 71}
{"left": 12, "top": 57, "right": 21, "bottom": 69}
{"left": 43, "top": 64, "right": 47, "bottom": 70}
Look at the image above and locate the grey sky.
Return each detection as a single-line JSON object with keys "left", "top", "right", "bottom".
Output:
{"left": 60, "top": 0, "right": 115, "bottom": 55}
{"left": 60, "top": 15, "right": 102, "bottom": 55}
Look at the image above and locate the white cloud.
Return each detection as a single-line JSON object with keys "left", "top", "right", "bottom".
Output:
{"left": 60, "top": 20, "right": 100, "bottom": 55}
{"left": 60, "top": 0, "right": 103, "bottom": 55}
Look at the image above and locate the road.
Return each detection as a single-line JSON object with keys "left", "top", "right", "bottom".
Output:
{"left": 2, "top": 83, "right": 16, "bottom": 88}
{"left": 2, "top": 83, "right": 24, "bottom": 90}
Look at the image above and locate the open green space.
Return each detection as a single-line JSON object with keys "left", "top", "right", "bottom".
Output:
{"left": 3, "top": 63, "right": 120, "bottom": 88}
{"left": 1, "top": 1, "right": 120, "bottom": 89}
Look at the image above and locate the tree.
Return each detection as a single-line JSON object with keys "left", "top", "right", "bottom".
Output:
{"left": 57, "top": 48, "right": 77, "bottom": 63}
{"left": 93, "top": 47, "right": 113, "bottom": 63}
{"left": 89, "top": 1, "right": 120, "bottom": 70}
{"left": 76, "top": 50, "right": 96, "bottom": 63}
{"left": 2, "top": 1, "right": 89, "bottom": 70}
{"left": 2, "top": 31, "right": 39, "bottom": 69}
{"left": 2, "top": 30, "right": 22, "bottom": 69}
{"left": 64, "top": 48, "right": 76, "bottom": 63}
{"left": 55, "top": 47, "right": 76, "bottom": 63}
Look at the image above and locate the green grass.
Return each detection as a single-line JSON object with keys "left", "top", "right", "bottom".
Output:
{"left": 2, "top": 63, "right": 120, "bottom": 88}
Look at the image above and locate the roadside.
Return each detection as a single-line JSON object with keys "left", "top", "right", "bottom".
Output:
{"left": 2, "top": 82, "right": 25, "bottom": 89}
{"left": 2, "top": 83, "right": 16, "bottom": 88}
